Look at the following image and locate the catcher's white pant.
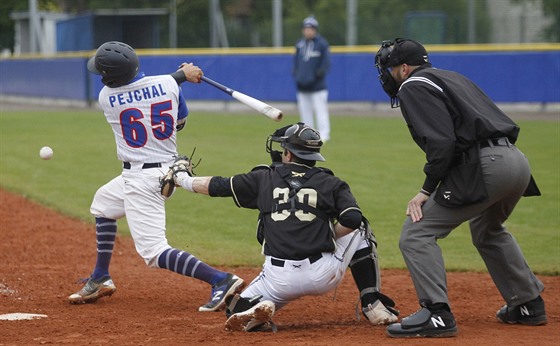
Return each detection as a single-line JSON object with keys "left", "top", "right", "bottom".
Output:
{"left": 297, "top": 89, "right": 330, "bottom": 141}
{"left": 90, "top": 160, "right": 175, "bottom": 267}
{"left": 240, "top": 229, "right": 369, "bottom": 310}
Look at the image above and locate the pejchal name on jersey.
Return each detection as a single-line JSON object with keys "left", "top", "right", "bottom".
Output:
{"left": 108, "top": 83, "right": 167, "bottom": 107}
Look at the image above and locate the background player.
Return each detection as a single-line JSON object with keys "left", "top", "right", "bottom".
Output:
{"left": 68, "top": 41, "right": 244, "bottom": 312}
{"left": 375, "top": 38, "right": 546, "bottom": 338}
{"left": 293, "top": 16, "right": 331, "bottom": 141}
{"left": 165, "top": 123, "right": 399, "bottom": 331}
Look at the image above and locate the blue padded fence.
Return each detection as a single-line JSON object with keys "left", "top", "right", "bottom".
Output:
{"left": 1, "top": 50, "right": 559, "bottom": 104}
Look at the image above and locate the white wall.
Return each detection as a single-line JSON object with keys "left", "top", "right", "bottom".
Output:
{"left": 486, "top": 0, "right": 552, "bottom": 43}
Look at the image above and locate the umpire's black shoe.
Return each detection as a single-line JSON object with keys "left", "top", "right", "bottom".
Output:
{"left": 386, "top": 307, "right": 458, "bottom": 338}
{"left": 496, "top": 295, "right": 547, "bottom": 326}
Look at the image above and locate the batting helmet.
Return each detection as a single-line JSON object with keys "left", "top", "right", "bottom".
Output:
{"left": 87, "top": 41, "right": 139, "bottom": 88}
{"left": 281, "top": 123, "right": 325, "bottom": 162}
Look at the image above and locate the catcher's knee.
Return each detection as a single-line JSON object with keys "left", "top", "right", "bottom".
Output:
{"left": 350, "top": 246, "right": 375, "bottom": 267}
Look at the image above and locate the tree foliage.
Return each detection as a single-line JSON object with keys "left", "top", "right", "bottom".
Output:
{"left": 0, "top": 0, "right": 29, "bottom": 52}
{"left": 512, "top": 0, "right": 560, "bottom": 41}
{"left": 0, "top": 0, "right": 557, "bottom": 53}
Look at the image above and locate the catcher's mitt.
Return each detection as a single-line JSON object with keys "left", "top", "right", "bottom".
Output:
{"left": 160, "top": 155, "right": 195, "bottom": 197}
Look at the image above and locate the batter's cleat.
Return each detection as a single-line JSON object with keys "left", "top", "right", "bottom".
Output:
{"left": 225, "top": 300, "right": 276, "bottom": 332}
{"left": 363, "top": 299, "right": 399, "bottom": 325}
{"left": 496, "top": 295, "right": 547, "bottom": 326}
{"left": 68, "top": 276, "right": 116, "bottom": 304}
{"left": 386, "top": 307, "right": 458, "bottom": 338}
{"left": 199, "top": 274, "right": 245, "bottom": 312}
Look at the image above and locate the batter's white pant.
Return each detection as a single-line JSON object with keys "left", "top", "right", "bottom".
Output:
{"left": 297, "top": 89, "right": 330, "bottom": 141}
{"left": 90, "top": 160, "right": 175, "bottom": 267}
{"left": 240, "top": 229, "right": 369, "bottom": 310}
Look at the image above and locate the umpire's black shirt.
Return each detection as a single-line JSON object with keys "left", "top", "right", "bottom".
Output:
{"left": 397, "top": 65, "right": 520, "bottom": 193}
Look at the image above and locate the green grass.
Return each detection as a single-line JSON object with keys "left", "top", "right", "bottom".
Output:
{"left": 1, "top": 110, "right": 558, "bottom": 274}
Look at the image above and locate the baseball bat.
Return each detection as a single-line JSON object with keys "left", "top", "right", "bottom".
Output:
{"left": 201, "top": 76, "right": 283, "bottom": 122}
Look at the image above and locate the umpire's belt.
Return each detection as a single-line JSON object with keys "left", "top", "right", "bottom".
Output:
{"left": 270, "top": 254, "right": 323, "bottom": 267}
{"left": 479, "top": 137, "right": 510, "bottom": 149}
{"left": 123, "top": 162, "right": 162, "bottom": 169}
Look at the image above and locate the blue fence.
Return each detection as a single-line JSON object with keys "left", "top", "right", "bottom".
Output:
{"left": 1, "top": 49, "right": 559, "bottom": 104}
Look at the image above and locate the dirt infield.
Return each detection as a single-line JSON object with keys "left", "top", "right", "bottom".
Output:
{"left": 1, "top": 189, "right": 558, "bottom": 345}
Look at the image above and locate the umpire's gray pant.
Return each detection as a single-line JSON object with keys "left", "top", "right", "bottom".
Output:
{"left": 400, "top": 144, "right": 544, "bottom": 308}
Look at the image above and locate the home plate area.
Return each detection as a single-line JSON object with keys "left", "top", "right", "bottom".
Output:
{"left": 0, "top": 313, "right": 48, "bottom": 321}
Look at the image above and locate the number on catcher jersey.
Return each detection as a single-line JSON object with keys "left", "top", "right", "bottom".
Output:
{"left": 271, "top": 187, "right": 318, "bottom": 222}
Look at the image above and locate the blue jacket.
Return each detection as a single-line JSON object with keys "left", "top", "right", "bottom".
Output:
{"left": 293, "top": 34, "right": 330, "bottom": 92}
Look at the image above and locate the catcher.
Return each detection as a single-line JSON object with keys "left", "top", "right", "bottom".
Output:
{"left": 160, "top": 123, "right": 399, "bottom": 332}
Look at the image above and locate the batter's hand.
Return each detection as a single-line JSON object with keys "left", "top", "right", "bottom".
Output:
{"left": 178, "top": 62, "right": 203, "bottom": 83}
{"left": 406, "top": 192, "right": 429, "bottom": 222}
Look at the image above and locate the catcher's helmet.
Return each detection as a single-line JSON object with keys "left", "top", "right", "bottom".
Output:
{"left": 87, "top": 41, "right": 139, "bottom": 88}
{"left": 281, "top": 122, "right": 325, "bottom": 162}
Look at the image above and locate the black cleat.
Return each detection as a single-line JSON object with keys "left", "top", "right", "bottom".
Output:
{"left": 386, "top": 307, "right": 458, "bottom": 338}
{"left": 497, "top": 296, "right": 547, "bottom": 326}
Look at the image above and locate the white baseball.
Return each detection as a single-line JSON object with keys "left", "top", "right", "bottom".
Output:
{"left": 39, "top": 146, "right": 53, "bottom": 160}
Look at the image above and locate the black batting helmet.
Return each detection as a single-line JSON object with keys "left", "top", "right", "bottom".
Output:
{"left": 281, "top": 122, "right": 325, "bottom": 162}
{"left": 87, "top": 41, "right": 139, "bottom": 88}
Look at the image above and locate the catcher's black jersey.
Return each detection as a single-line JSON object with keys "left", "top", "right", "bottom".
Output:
{"left": 230, "top": 162, "right": 360, "bottom": 260}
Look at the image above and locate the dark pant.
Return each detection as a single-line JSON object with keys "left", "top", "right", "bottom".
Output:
{"left": 400, "top": 145, "right": 544, "bottom": 307}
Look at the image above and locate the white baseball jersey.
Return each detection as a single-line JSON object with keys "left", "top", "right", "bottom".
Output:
{"left": 98, "top": 73, "right": 188, "bottom": 163}
{"left": 90, "top": 72, "right": 189, "bottom": 265}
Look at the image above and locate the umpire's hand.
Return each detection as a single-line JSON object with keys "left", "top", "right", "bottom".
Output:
{"left": 406, "top": 192, "right": 429, "bottom": 222}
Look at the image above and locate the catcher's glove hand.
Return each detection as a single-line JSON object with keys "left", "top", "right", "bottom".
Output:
{"left": 160, "top": 155, "right": 195, "bottom": 197}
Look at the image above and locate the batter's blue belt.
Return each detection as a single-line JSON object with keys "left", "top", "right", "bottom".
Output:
{"left": 123, "top": 162, "right": 162, "bottom": 169}
{"left": 270, "top": 253, "right": 323, "bottom": 267}
{"left": 479, "top": 137, "right": 510, "bottom": 149}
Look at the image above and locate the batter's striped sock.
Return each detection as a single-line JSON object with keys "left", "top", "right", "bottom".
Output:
{"left": 91, "top": 217, "right": 117, "bottom": 280}
{"left": 157, "top": 248, "right": 226, "bottom": 285}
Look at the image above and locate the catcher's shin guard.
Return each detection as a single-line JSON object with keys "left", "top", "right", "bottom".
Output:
{"left": 349, "top": 217, "right": 399, "bottom": 319}
{"left": 350, "top": 217, "right": 381, "bottom": 296}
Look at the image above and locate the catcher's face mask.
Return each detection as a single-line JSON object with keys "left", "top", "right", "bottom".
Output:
{"left": 266, "top": 124, "right": 293, "bottom": 163}
{"left": 375, "top": 40, "right": 400, "bottom": 108}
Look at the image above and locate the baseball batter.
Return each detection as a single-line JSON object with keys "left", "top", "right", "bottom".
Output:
{"left": 68, "top": 41, "right": 244, "bottom": 312}
{"left": 163, "top": 123, "right": 399, "bottom": 331}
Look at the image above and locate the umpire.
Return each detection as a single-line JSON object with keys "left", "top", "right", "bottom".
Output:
{"left": 374, "top": 38, "right": 547, "bottom": 338}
